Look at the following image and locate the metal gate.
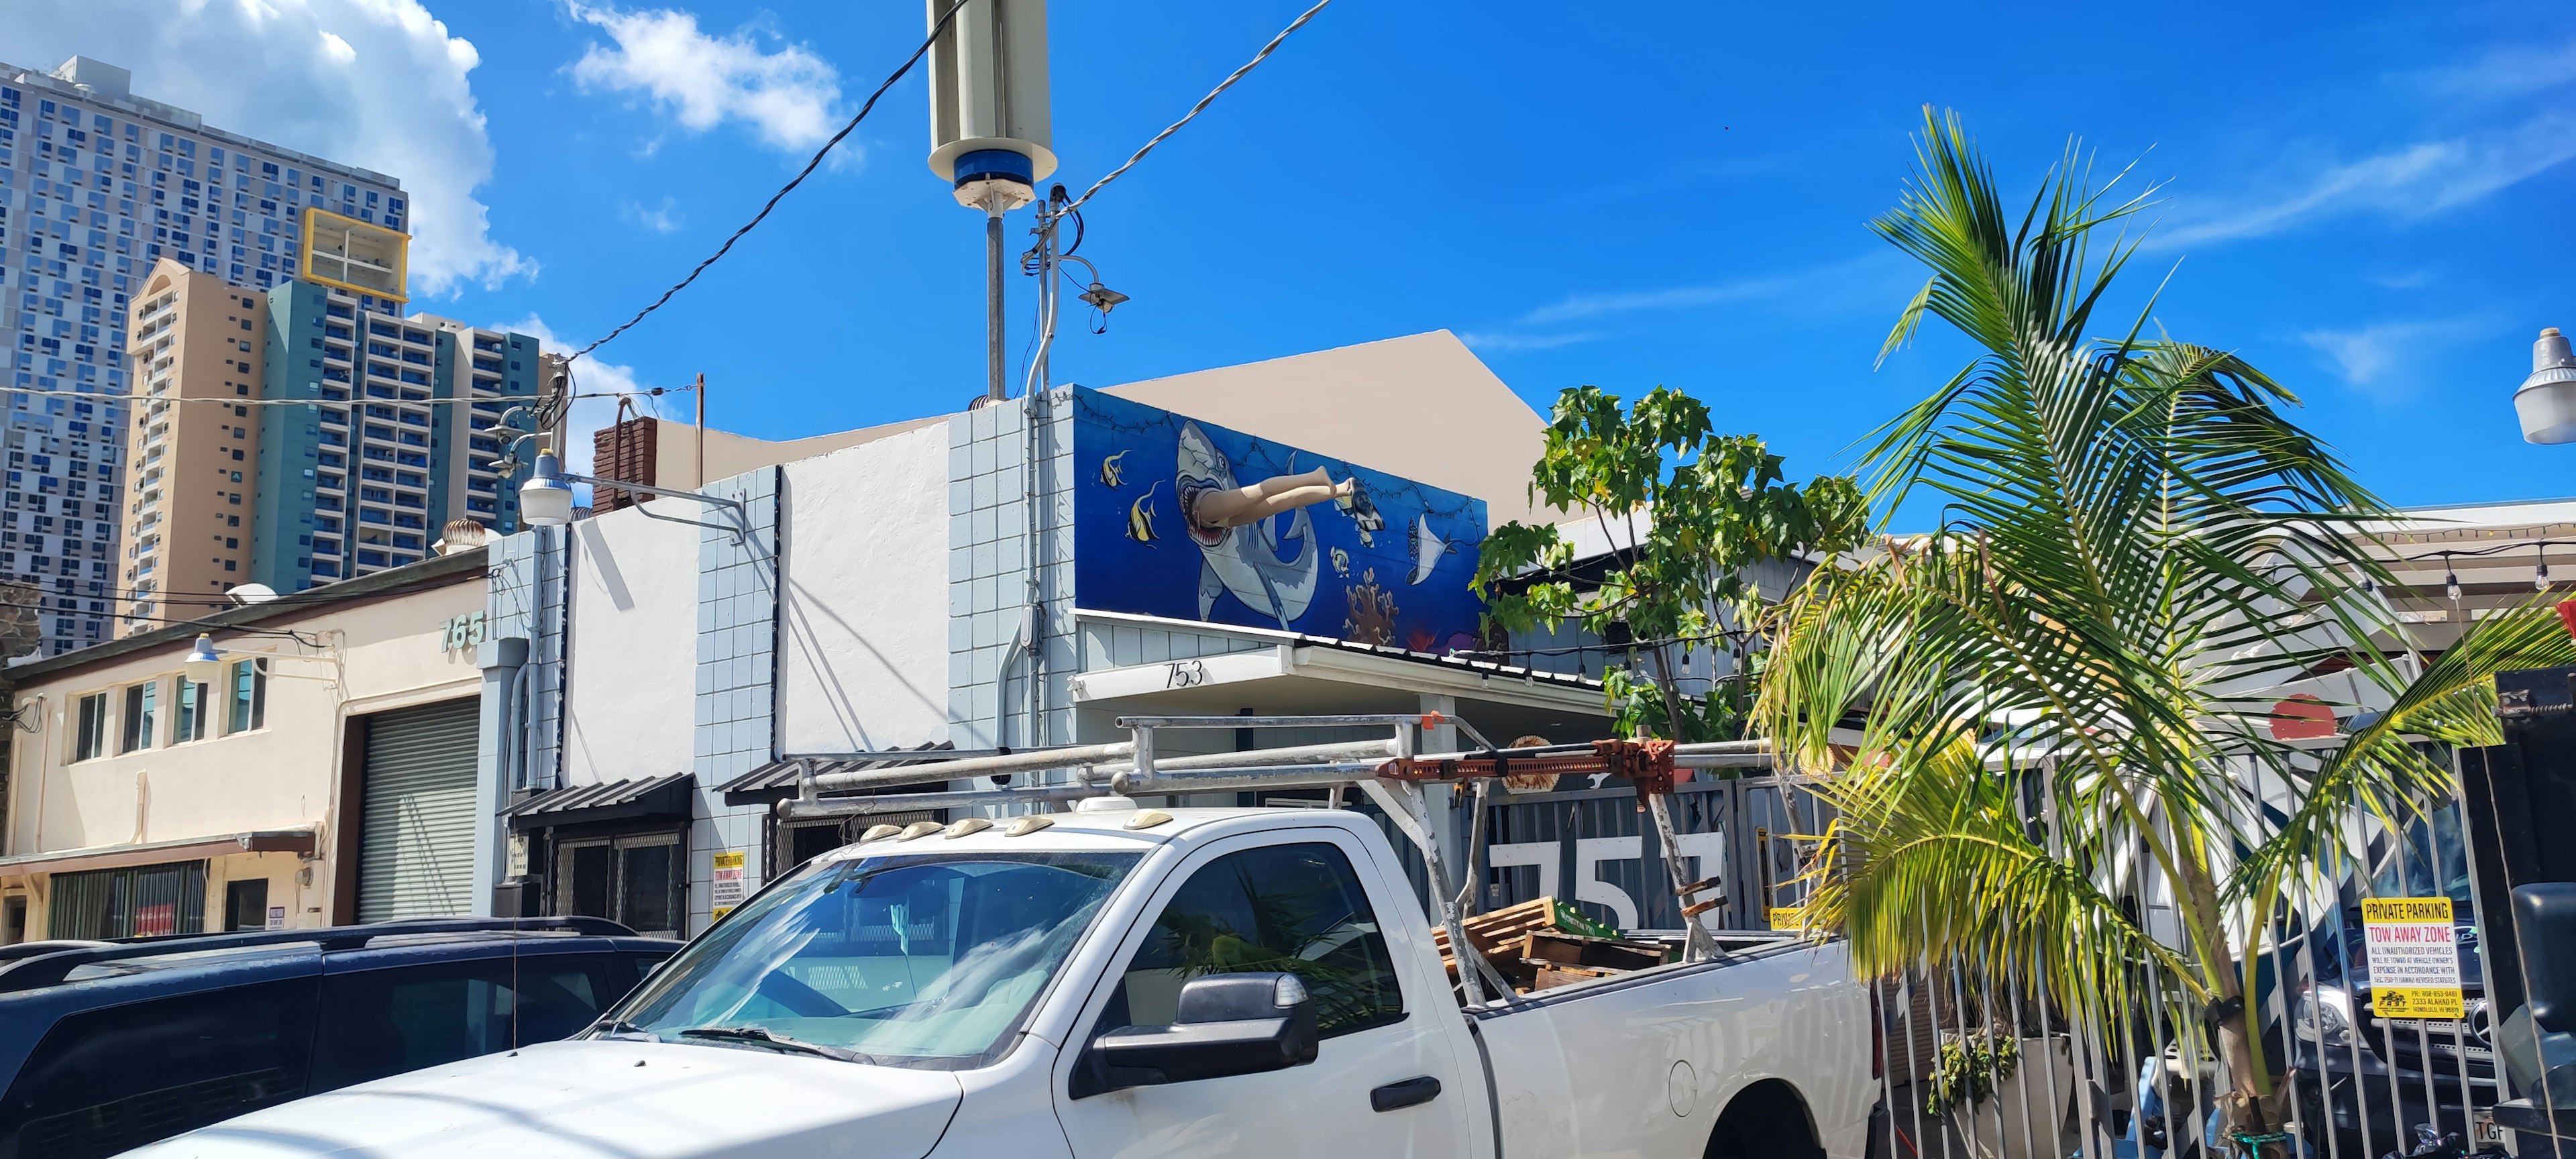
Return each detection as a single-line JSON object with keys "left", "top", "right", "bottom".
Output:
{"left": 1860, "top": 763, "right": 2505, "bottom": 1159}
{"left": 48, "top": 861, "right": 207, "bottom": 939}
{"left": 355, "top": 698, "right": 480, "bottom": 922}
{"left": 1466, "top": 774, "right": 1827, "bottom": 934}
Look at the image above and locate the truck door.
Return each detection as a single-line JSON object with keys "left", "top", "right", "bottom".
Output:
{"left": 1052, "top": 828, "right": 1477, "bottom": 1158}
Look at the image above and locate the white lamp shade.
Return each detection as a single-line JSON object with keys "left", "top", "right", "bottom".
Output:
{"left": 521, "top": 450, "right": 575, "bottom": 527}
{"left": 2520, "top": 329, "right": 2576, "bottom": 445}
{"left": 184, "top": 634, "right": 225, "bottom": 685}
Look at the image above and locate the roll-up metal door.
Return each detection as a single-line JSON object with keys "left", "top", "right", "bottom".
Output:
{"left": 356, "top": 698, "right": 480, "bottom": 922}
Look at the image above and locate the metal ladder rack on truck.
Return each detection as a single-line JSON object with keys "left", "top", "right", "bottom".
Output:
{"left": 121, "top": 713, "right": 1876, "bottom": 1159}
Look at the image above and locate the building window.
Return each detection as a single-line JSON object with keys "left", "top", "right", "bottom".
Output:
{"left": 553, "top": 832, "right": 683, "bottom": 939}
{"left": 72, "top": 691, "right": 106, "bottom": 761}
{"left": 175, "top": 677, "right": 209, "bottom": 742}
{"left": 228, "top": 658, "right": 267, "bottom": 733}
{"left": 120, "top": 680, "right": 157, "bottom": 753}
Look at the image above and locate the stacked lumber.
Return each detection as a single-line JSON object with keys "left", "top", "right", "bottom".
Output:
{"left": 1434, "top": 898, "right": 1672, "bottom": 995}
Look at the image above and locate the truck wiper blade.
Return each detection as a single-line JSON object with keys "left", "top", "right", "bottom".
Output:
{"left": 590, "top": 1019, "right": 660, "bottom": 1041}
{"left": 676, "top": 1025, "right": 861, "bottom": 1061}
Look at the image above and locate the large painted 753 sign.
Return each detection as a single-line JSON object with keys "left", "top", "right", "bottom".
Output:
{"left": 1071, "top": 388, "right": 1488, "bottom": 653}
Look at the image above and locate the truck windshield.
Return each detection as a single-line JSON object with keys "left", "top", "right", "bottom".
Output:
{"left": 606, "top": 850, "right": 1140, "bottom": 1069}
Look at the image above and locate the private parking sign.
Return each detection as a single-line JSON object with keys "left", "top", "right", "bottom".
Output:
{"left": 2362, "top": 897, "right": 2464, "bottom": 1020}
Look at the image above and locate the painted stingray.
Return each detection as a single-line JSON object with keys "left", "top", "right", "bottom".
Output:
{"left": 1176, "top": 422, "right": 1319, "bottom": 628}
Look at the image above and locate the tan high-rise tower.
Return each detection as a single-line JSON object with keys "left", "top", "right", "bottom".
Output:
{"left": 118, "top": 259, "right": 266, "bottom": 633}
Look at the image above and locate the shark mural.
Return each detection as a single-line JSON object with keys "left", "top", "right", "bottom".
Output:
{"left": 1073, "top": 388, "right": 1488, "bottom": 650}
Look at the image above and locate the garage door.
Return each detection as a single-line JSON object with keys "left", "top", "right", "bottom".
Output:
{"left": 356, "top": 698, "right": 480, "bottom": 922}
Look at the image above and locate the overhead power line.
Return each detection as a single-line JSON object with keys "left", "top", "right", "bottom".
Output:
{"left": 570, "top": 0, "right": 975, "bottom": 364}
{"left": 1057, "top": 0, "right": 1338, "bottom": 215}
{"left": 6, "top": 386, "right": 684, "bottom": 408}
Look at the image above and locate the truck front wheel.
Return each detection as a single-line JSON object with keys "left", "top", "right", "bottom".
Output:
{"left": 1705, "top": 1079, "right": 1823, "bottom": 1159}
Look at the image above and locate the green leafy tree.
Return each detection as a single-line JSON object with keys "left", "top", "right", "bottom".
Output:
{"left": 1472, "top": 386, "right": 1866, "bottom": 742}
{"left": 1757, "top": 107, "right": 2576, "bottom": 1150}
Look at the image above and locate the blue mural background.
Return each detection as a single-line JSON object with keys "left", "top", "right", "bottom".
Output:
{"left": 1071, "top": 388, "right": 1488, "bottom": 652}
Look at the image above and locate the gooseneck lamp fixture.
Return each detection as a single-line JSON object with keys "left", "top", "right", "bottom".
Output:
{"left": 517, "top": 447, "right": 749, "bottom": 543}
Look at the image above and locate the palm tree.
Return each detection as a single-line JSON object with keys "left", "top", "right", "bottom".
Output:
{"left": 1757, "top": 107, "right": 2576, "bottom": 1149}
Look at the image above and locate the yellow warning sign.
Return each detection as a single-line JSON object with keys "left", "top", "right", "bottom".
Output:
{"left": 711, "top": 850, "right": 749, "bottom": 922}
{"left": 2361, "top": 896, "right": 2462, "bottom": 1022}
{"left": 1768, "top": 903, "right": 1807, "bottom": 932}
{"left": 2373, "top": 987, "right": 2465, "bottom": 1020}
{"left": 2361, "top": 897, "right": 2453, "bottom": 924}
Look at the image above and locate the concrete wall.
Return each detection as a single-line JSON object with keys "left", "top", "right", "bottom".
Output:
{"left": 777, "top": 423, "right": 951, "bottom": 754}
{"left": 641, "top": 415, "right": 944, "bottom": 492}
{"left": 559, "top": 505, "right": 700, "bottom": 785}
{"left": 1104, "top": 331, "right": 1551, "bottom": 529}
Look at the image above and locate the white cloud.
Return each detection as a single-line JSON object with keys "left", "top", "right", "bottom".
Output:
{"left": 11, "top": 0, "right": 531, "bottom": 296}
{"left": 621, "top": 197, "right": 683, "bottom": 234}
{"left": 1457, "top": 330, "right": 1602, "bottom": 353}
{"left": 2298, "top": 317, "right": 2489, "bottom": 399}
{"left": 2155, "top": 113, "right": 2576, "bottom": 248}
{"left": 2426, "top": 38, "right": 2576, "bottom": 97}
{"left": 1464, "top": 254, "right": 1906, "bottom": 353}
{"left": 566, "top": 3, "right": 843, "bottom": 155}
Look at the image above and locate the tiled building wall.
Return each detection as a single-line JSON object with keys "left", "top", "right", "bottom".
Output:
{"left": 690, "top": 465, "right": 780, "bottom": 929}
{"left": 946, "top": 393, "right": 1075, "bottom": 759}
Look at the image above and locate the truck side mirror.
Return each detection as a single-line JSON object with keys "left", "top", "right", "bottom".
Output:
{"left": 1089, "top": 972, "right": 1320, "bottom": 1089}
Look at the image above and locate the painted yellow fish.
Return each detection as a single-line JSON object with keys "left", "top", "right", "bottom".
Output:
{"left": 1098, "top": 449, "right": 1129, "bottom": 488}
{"left": 1330, "top": 547, "right": 1350, "bottom": 577}
{"left": 1126, "top": 480, "right": 1161, "bottom": 546}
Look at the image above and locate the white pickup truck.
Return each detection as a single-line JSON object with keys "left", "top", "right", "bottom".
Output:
{"left": 131, "top": 801, "right": 1874, "bottom": 1159}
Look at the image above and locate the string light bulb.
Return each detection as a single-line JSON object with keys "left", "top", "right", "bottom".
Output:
{"left": 2539, "top": 548, "right": 2552, "bottom": 592}
{"left": 2445, "top": 565, "right": 2462, "bottom": 603}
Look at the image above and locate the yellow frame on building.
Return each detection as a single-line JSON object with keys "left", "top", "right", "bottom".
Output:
{"left": 298, "top": 207, "right": 410, "bottom": 303}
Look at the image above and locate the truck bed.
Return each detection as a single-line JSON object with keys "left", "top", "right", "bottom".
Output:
{"left": 1463, "top": 938, "right": 1875, "bottom": 1158}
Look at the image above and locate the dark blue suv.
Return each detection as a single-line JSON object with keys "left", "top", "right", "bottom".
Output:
{"left": 0, "top": 917, "right": 680, "bottom": 1159}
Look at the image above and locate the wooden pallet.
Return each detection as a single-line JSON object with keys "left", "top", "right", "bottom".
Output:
{"left": 1531, "top": 961, "right": 1627, "bottom": 991}
{"left": 1432, "top": 897, "right": 1563, "bottom": 989}
{"left": 1515, "top": 929, "right": 1666, "bottom": 973}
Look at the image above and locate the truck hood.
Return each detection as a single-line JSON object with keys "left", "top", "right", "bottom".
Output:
{"left": 124, "top": 1039, "right": 964, "bottom": 1159}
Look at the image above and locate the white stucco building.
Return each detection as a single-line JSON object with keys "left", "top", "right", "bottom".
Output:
{"left": 474, "top": 332, "right": 1629, "bottom": 937}
{"left": 0, "top": 549, "right": 488, "bottom": 942}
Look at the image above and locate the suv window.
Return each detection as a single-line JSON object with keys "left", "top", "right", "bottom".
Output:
{"left": 311, "top": 955, "right": 616, "bottom": 1091}
{"left": 0, "top": 977, "right": 319, "bottom": 1159}
{"left": 1098, "top": 841, "right": 1403, "bottom": 1040}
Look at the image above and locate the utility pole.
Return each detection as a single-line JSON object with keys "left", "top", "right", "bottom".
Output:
{"left": 924, "top": 0, "right": 1054, "bottom": 402}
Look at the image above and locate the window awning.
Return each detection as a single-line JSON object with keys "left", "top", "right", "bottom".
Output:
{"left": 718, "top": 743, "right": 955, "bottom": 806}
{"left": 0, "top": 828, "right": 318, "bottom": 880}
{"left": 504, "top": 772, "right": 694, "bottom": 831}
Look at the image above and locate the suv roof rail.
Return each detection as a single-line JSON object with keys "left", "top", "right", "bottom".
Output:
{"left": 0, "top": 916, "right": 641, "bottom": 993}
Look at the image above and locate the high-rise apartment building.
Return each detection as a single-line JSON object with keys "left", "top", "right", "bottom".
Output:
{"left": 1, "top": 56, "right": 405, "bottom": 653}
{"left": 116, "top": 259, "right": 264, "bottom": 629}
{"left": 114, "top": 254, "right": 536, "bottom": 630}
{"left": 250, "top": 278, "right": 536, "bottom": 592}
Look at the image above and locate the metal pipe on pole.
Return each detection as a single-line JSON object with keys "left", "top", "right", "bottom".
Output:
{"left": 985, "top": 207, "right": 1006, "bottom": 400}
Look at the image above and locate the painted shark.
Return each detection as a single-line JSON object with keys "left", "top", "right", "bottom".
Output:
{"left": 1175, "top": 422, "right": 1319, "bottom": 628}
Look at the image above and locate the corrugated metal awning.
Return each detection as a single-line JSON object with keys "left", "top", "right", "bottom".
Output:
{"left": 504, "top": 772, "right": 694, "bottom": 831}
{"left": 0, "top": 829, "right": 318, "bottom": 880}
{"left": 718, "top": 742, "right": 955, "bottom": 805}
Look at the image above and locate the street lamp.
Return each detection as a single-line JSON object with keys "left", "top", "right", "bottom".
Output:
{"left": 184, "top": 634, "right": 226, "bottom": 685}
{"left": 517, "top": 447, "right": 749, "bottom": 543}
{"left": 2516, "top": 327, "right": 2576, "bottom": 444}
{"left": 519, "top": 449, "right": 577, "bottom": 528}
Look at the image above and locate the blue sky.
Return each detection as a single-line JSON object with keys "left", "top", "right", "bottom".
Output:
{"left": 19, "top": 1, "right": 2576, "bottom": 520}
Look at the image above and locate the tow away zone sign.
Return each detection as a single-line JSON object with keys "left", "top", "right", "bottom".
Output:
{"left": 2362, "top": 897, "right": 2463, "bottom": 1020}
